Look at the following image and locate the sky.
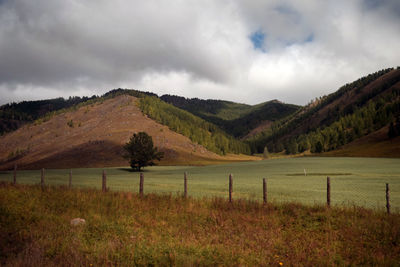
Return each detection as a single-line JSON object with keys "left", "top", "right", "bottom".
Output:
{"left": 0, "top": 0, "right": 399, "bottom": 106}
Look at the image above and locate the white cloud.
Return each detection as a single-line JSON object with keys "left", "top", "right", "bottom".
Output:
{"left": 0, "top": 0, "right": 399, "bottom": 105}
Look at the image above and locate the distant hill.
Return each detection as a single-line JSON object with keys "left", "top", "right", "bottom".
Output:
{"left": 160, "top": 95, "right": 300, "bottom": 138}
{"left": 2, "top": 67, "right": 400, "bottom": 164}
{"left": 0, "top": 95, "right": 257, "bottom": 170}
{"left": 249, "top": 67, "right": 400, "bottom": 156}
{"left": 0, "top": 89, "right": 157, "bottom": 136}
{"left": 0, "top": 96, "right": 96, "bottom": 135}
{"left": 138, "top": 96, "right": 250, "bottom": 155}
{"left": 159, "top": 95, "right": 254, "bottom": 120}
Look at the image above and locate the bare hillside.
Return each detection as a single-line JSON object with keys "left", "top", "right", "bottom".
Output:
{"left": 0, "top": 95, "right": 255, "bottom": 170}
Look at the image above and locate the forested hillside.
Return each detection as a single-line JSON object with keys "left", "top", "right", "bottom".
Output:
{"left": 160, "top": 95, "right": 300, "bottom": 138}
{"left": 160, "top": 95, "right": 252, "bottom": 121}
{"left": 249, "top": 67, "right": 400, "bottom": 154}
{"left": 139, "top": 96, "right": 250, "bottom": 155}
{"left": 2, "top": 67, "right": 400, "bottom": 158}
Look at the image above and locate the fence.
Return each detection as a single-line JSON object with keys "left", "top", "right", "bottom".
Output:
{"left": 2, "top": 165, "right": 398, "bottom": 213}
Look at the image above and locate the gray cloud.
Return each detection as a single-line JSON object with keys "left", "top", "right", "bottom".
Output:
{"left": 0, "top": 0, "right": 399, "bottom": 106}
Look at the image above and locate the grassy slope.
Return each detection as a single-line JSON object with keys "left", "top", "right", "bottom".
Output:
{"left": 0, "top": 183, "right": 399, "bottom": 266}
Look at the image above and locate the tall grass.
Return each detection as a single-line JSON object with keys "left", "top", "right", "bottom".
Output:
{"left": 1, "top": 183, "right": 399, "bottom": 266}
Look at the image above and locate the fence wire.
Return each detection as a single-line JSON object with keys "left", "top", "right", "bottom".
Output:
{"left": 0, "top": 168, "right": 398, "bottom": 213}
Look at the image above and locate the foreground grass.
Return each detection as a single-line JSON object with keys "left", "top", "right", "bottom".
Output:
{"left": 1, "top": 183, "right": 399, "bottom": 266}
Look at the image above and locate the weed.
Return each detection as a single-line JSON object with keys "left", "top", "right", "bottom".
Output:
{"left": 67, "top": 120, "right": 74, "bottom": 128}
{"left": 0, "top": 183, "right": 399, "bottom": 266}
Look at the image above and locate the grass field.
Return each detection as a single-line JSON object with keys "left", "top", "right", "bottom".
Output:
{"left": 1, "top": 184, "right": 399, "bottom": 266}
{"left": 1, "top": 157, "right": 399, "bottom": 211}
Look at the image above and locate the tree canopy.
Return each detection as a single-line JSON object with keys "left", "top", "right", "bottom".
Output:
{"left": 123, "top": 132, "right": 164, "bottom": 171}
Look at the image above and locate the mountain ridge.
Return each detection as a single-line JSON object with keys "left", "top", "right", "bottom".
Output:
{"left": 249, "top": 67, "right": 400, "bottom": 155}
{"left": 1, "top": 67, "right": 400, "bottom": 168}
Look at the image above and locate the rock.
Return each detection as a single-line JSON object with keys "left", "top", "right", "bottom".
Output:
{"left": 70, "top": 218, "right": 86, "bottom": 226}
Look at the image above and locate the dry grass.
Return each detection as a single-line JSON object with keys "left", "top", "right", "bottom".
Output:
{"left": 1, "top": 183, "right": 399, "bottom": 266}
{"left": 0, "top": 95, "right": 260, "bottom": 171}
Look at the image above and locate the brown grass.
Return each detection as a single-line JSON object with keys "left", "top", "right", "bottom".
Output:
{"left": 0, "top": 95, "right": 260, "bottom": 170}
{"left": 1, "top": 183, "right": 399, "bottom": 266}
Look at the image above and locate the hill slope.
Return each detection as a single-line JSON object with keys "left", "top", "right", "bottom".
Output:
{"left": 0, "top": 95, "right": 256, "bottom": 170}
{"left": 160, "top": 95, "right": 300, "bottom": 138}
{"left": 250, "top": 67, "right": 400, "bottom": 155}
{"left": 0, "top": 96, "right": 95, "bottom": 135}
{"left": 324, "top": 125, "right": 400, "bottom": 158}
{"left": 0, "top": 89, "right": 157, "bottom": 136}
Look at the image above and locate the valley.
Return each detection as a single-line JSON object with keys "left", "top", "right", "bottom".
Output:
{"left": 1, "top": 68, "right": 400, "bottom": 172}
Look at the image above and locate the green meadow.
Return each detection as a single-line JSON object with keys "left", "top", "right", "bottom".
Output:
{"left": 1, "top": 157, "right": 399, "bottom": 211}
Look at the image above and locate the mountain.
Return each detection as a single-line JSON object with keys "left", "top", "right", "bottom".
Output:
{"left": 0, "top": 94, "right": 257, "bottom": 170}
{"left": 249, "top": 67, "right": 400, "bottom": 156}
{"left": 160, "top": 95, "right": 300, "bottom": 138}
{"left": 1, "top": 67, "right": 400, "bottom": 168}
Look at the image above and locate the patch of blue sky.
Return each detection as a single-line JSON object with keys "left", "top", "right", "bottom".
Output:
{"left": 250, "top": 30, "right": 267, "bottom": 52}
{"left": 304, "top": 34, "right": 314, "bottom": 43}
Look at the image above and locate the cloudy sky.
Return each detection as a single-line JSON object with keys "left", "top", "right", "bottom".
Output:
{"left": 0, "top": 0, "right": 399, "bottom": 106}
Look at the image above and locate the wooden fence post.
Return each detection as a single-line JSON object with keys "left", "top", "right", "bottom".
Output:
{"left": 184, "top": 172, "right": 187, "bottom": 198}
{"left": 41, "top": 168, "right": 45, "bottom": 190}
{"left": 263, "top": 178, "right": 267, "bottom": 204}
{"left": 327, "top": 176, "right": 331, "bottom": 207}
{"left": 139, "top": 173, "right": 144, "bottom": 196}
{"left": 13, "top": 164, "right": 17, "bottom": 185}
{"left": 102, "top": 170, "right": 106, "bottom": 192}
{"left": 386, "top": 183, "right": 390, "bottom": 214}
{"left": 229, "top": 174, "right": 233, "bottom": 203}
{"left": 69, "top": 169, "right": 72, "bottom": 188}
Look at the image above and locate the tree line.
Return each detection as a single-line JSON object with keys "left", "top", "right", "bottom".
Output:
{"left": 254, "top": 90, "right": 400, "bottom": 155}
{"left": 139, "top": 96, "right": 251, "bottom": 155}
{"left": 248, "top": 68, "right": 400, "bottom": 154}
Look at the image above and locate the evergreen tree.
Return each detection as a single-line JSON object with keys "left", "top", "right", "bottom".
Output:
{"left": 396, "top": 117, "right": 400, "bottom": 136}
{"left": 123, "top": 132, "right": 164, "bottom": 171}
{"left": 275, "top": 141, "right": 284, "bottom": 153}
{"left": 315, "top": 141, "right": 323, "bottom": 153}
{"left": 263, "top": 146, "right": 269, "bottom": 158}
{"left": 286, "top": 139, "right": 298, "bottom": 154}
{"left": 388, "top": 122, "right": 397, "bottom": 139}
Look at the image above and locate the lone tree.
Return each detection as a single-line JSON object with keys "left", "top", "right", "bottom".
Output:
{"left": 123, "top": 132, "right": 164, "bottom": 171}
